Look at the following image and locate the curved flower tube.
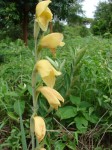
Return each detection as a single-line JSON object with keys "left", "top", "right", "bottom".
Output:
{"left": 34, "top": 116, "right": 46, "bottom": 143}
{"left": 40, "top": 33, "right": 65, "bottom": 55}
{"left": 35, "top": 0, "right": 53, "bottom": 31}
{"left": 35, "top": 59, "right": 61, "bottom": 87}
{"left": 37, "top": 86, "right": 64, "bottom": 110}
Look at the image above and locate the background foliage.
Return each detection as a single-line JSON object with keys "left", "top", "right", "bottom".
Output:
{"left": 91, "top": 0, "right": 112, "bottom": 36}
{"left": 0, "top": 30, "right": 112, "bottom": 149}
{"left": 0, "top": 0, "right": 84, "bottom": 44}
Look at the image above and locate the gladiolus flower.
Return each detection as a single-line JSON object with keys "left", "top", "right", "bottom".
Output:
{"left": 40, "top": 33, "right": 65, "bottom": 55}
{"left": 34, "top": 116, "right": 46, "bottom": 143}
{"left": 35, "top": 0, "right": 53, "bottom": 31}
{"left": 37, "top": 86, "right": 64, "bottom": 110}
{"left": 35, "top": 59, "right": 61, "bottom": 87}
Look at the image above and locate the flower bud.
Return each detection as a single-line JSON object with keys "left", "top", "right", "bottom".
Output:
{"left": 34, "top": 116, "right": 46, "bottom": 143}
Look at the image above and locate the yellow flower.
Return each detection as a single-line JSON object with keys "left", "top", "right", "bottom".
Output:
{"left": 35, "top": 0, "right": 53, "bottom": 31}
{"left": 37, "top": 86, "right": 64, "bottom": 110}
{"left": 40, "top": 33, "right": 65, "bottom": 55}
{"left": 34, "top": 116, "right": 46, "bottom": 143}
{"left": 35, "top": 59, "right": 61, "bottom": 87}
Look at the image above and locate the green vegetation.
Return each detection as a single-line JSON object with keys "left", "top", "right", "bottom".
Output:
{"left": 91, "top": 0, "right": 112, "bottom": 36}
{"left": 0, "top": 0, "right": 112, "bottom": 149}
{"left": 0, "top": 28, "right": 112, "bottom": 149}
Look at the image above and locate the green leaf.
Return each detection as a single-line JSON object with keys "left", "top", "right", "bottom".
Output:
{"left": 74, "top": 48, "right": 86, "bottom": 65}
{"left": 95, "top": 147, "right": 102, "bottom": 150}
{"left": 83, "top": 112, "right": 90, "bottom": 120}
{"left": 74, "top": 116, "right": 88, "bottom": 132}
{"left": 75, "top": 116, "right": 88, "bottom": 126}
{"left": 89, "top": 114, "right": 98, "bottom": 123}
{"left": 79, "top": 101, "right": 91, "bottom": 108}
{"left": 74, "top": 132, "right": 78, "bottom": 144}
{"left": 56, "top": 106, "right": 77, "bottom": 120}
{"left": 27, "top": 85, "right": 33, "bottom": 96}
{"left": 14, "top": 100, "right": 25, "bottom": 115}
{"left": 5, "top": 91, "right": 18, "bottom": 97}
{"left": 89, "top": 107, "right": 94, "bottom": 116}
{"left": 70, "top": 95, "right": 81, "bottom": 105}
{"left": 7, "top": 111, "right": 19, "bottom": 122}
{"left": 98, "top": 98, "right": 102, "bottom": 106}
{"left": 65, "top": 73, "right": 70, "bottom": 90}
{"left": 83, "top": 112, "right": 98, "bottom": 124}
{"left": 67, "top": 141, "right": 76, "bottom": 150}
{"left": 55, "top": 141, "right": 65, "bottom": 150}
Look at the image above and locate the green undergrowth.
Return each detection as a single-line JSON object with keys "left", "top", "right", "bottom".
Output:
{"left": 0, "top": 36, "right": 112, "bottom": 149}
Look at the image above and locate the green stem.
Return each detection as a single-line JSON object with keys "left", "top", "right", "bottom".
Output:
{"left": 31, "top": 132, "right": 35, "bottom": 150}
{"left": 34, "top": 21, "right": 40, "bottom": 61}
{"left": 35, "top": 39, "right": 38, "bottom": 61}
{"left": 30, "top": 19, "right": 40, "bottom": 150}
{"left": 30, "top": 116, "right": 35, "bottom": 150}
{"left": 32, "top": 71, "right": 37, "bottom": 114}
{"left": 31, "top": 69, "right": 37, "bottom": 150}
{"left": 31, "top": 67, "right": 40, "bottom": 150}
{"left": 35, "top": 33, "right": 44, "bottom": 62}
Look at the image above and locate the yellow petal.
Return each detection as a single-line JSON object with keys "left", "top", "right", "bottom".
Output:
{"left": 43, "top": 70, "right": 56, "bottom": 88}
{"left": 38, "top": 86, "right": 61, "bottom": 106}
{"left": 60, "top": 42, "right": 65, "bottom": 47}
{"left": 50, "top": 88, "right": 64, "bottom": 103}
{"left": 35, "top": 59, "right": 61, "bottom": 77}
{"left": 40, "top": 33, "right": 64, "bottom": 49}
{"left": 36, "top": 0, "right": 51, "bottom": 16}
{"left": 35, "top": 59, "right": 53, "bottom": 77}
{"left": 52, "top": 67, "right": 61, "bottom": 76}
{"left": 35, "top": 59, "right": 61, "bottom": 87}
{"left": 35, "top": 1, "right": 52, "bottom": 31}
{"left": 37, "top": 86, "right": 64, "bottom": 109}
{"left": 34, "top": 116, "right": 46, "bottom": 143}
{"left": 37, "top": 7, "right": 53, "bottom": 31}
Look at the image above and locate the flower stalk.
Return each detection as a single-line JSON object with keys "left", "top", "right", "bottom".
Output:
{"left": 34, "top": 21, "right": 40, "bottom": 61}
{"left": 30, "top": 1, "right": 65, "bottom": 149}
{"left": 31, "top": 68, "right": 38, "bottom": 149}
